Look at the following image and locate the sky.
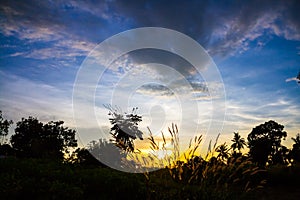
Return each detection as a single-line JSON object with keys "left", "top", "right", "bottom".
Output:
{"left": 0, "top": 0, "right": 300, "bottom": 153}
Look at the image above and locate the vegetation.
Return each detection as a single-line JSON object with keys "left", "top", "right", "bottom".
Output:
{"left": 10, "top": 117, "right": 77, "bottom": 160}
{"left": 0, "top": 111, "right": 13, "bottom": 145}
{"left": 231, "top": 132, "right": 246, "bottom": 157}
{"left": 291, "top": 134, "right": 300, "bottom": 163}
{"left": 106, "top": 105, "right": 143, "bottom": 152}
{"left": 1, "top": 110, "right": 300, "bottom": 199}
{"left": 247, "top": 120, "right": 288, "bottom": 166}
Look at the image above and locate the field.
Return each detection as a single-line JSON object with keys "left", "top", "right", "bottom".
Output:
{"left": 1, "top": 157, "right": 300, "bottom": 200}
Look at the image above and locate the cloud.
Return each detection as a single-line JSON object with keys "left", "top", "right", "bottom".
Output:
{"left": 1, "top": 0, "right": 299, "bottom": 60}
{"left": 21, "top": 40, "right": 95, "bottom": 59}
{"left": 0, "top": 0, "right": 129, "bottom": 42}
{"left": 285, "top": 77, "right": 299, "bottom": 82}
{"left": 1, "top": 0, "right": 299, "bottom": 148}
{"left": 0, "top": 2, "right": 64, "bottom": 41}
{"left": 136, "top": 84, "right": 174, "bottom": 96}
{"left": 0, "top": 0, "right": 109, "bottom": 63}
{"left": 206, "top": 1, "right": 300, "bottom": 56}
{"left": 223, "top": 84, "right": 300, "bottom": 141}
{"left": 0, "top": 70, "right": 74, "bottom": 126}
{"left": 108, "top": 0, "right": 300, "bottom": 56}
{"left": 286, "top": 71, "right": 300, "bottom": 83}
{"left": 67, "top": 0, "right": 112, "bottom": 20}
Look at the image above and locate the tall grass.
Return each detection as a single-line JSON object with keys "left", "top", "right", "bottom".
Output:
{"left": 123, "top": 123, "right": 266, "bottom": 198}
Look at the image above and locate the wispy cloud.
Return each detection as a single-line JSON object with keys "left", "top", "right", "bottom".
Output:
{"left": 0, "top": 70, "right": 74, "bottom": 125}
{"left": 286, "top": 77, "right": 299, "bottom": 82}
{"left": 223, "top": 88, "right": 300, "bottom": 139}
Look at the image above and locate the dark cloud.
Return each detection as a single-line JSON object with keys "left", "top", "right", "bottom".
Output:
{"left": 1, "top": 0, "right": 299, "bottom": 58}
{"left": 110, "top": 0, "right": 300, "bottom": 55}
{"left": 110, "top": 0, "right": 209, "bottom": 39}
{"left": 137, "top": 84, "right": 174, "bottom": 96}
{"left": 136, "top": 80, "right": 209, "bottom": 98}
{"left": 190, "top": 82, "right": 208, "bottom": 93}
{"left": 125, "top": 49, "right": 196, "bottom": 77}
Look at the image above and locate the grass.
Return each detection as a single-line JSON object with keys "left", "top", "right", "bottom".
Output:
{"left": 0, "top": 157, "right": 147, "bottom": 199}
{"left": 1, "top": 157, "right": 300, "bottom": 199}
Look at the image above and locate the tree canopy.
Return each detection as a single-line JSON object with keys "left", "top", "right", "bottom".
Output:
{"left": 291, "top": 133, "right": 300, "bottom": 163}
{"left": 216, "top": 143, "right": 229, "bottom": 162}
{"left": 247, "top": 120, "right": 287, "bottom": 166}
{"left": 10, "top": 117, "right": 77, "bottom": 159}
{"left": 231, "top": 132, "right": 246, "bottom": 153}
{"left": 0, "top": 111, "right": 13, "bottom": 145}
{"left": 107, "top": 106, "right": 143, "bottom": 152}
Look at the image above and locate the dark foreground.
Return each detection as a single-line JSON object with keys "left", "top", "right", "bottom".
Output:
{"left": 1, "top": 158, "right": 300, "bottom": 200}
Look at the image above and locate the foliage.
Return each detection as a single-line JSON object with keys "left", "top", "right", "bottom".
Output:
{"left": 124, "top": 123, "right": 181, "bottom": 173}
{"left": 127, "top": 124, "right": 266, "bottom": 199}
{"left": 0, "top": 144, "right": 15, "bottom": 157}
{"left": 0, "top": 118, "right": 300, "bottom": 199}
{"left": 231, "top": 132, "right": 246, "bottom": 153}
{"left": 0, "top": 157, "right": 146, "bottom": 200}
{"left": 291, "top": 133, "right": 300, "bottom": 163}
{"left": 10, "top": 117, "right": 77, "bottom": 160}
{"left": 68, "top": 148, "right": 103, "bottom": 167}
{"left": 86, "top": 139, "right": 126, "bottom": 169}
{"left": 106, "top": 106, "right": 143, "bottom": 152}
{"left": 0, "top": 111, "right": 13, "bottom": 144}
{"left": 2, "top": 156, "right": 300, "bottom": 200}
{"left": 216, "top": 143, "right": 230, "bottom": 162}
{"left": 247, "top": 120, "right": 287, "bottom": 166}
{"left": 1, "top": 110, "right": 300, "bottom": 199}
{"left": 160, "top": 128, "right": 266, "bottom": 196}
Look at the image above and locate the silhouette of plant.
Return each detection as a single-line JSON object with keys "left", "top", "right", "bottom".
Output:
{"left": 69, "top": 148, "right": 102, "bottom": 166}
{"left": 106, "top": 105, "right": 143, "bottom": 152}
{"left": 247, "top": 120, "right": 287, "bottom": 166}
{"left": 88, "top": 139, "right": 126, "bottom": 168}
{"left": 291, "top": 133, "right": 300, "bottom": 163}
{"left": 231, "top": 132, "right": 246, "bottom": 153}
{"left": 153, "top": 124, "right": 267, "bottom": 196}
{"left": 125, "top": 123, "right": 180, "bottom": 173}
{"left": 272, "top": 145, "right": 290, "bottom": 165}
{"left": 292, "top": 134, "right": 300, "bottom": 146}
{"left": 10, "top": 117, "right": 77, "bottom": 159}
{"left": 216, "top": 143, "right": 230, "bottom": 162}
{"left": 0, "top": 111, "right": 13, "bottom": 145}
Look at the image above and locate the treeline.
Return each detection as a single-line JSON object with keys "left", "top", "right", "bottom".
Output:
{"left": 1, "top": 110, "right": 300, "bottom": 199}
{"left": 1, "top": 109, "right": 300, "bottom": 167}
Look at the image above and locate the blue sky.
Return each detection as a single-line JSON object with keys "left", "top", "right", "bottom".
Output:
{"left": 0, "top": 0, "right": 299, "bottom": 150}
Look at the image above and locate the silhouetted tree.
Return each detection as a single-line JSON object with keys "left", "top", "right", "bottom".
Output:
{"left": 0, "top": 111, "right": 13, "bottom": 145}
{"left": 231, "top": 132, "right": 246, "bottom": 154}
{"left": 291, "top": 133, "right": 300, "bottom": 163}
{"left": 247, "top": 120, "right": 287, "bottom": 166}
{"left": 10, "top": 117, "right": 77, "bottom": 160}
{"left": 107, "top": 106, "right": 143, "bottom": 152}
{"left": 70, "top": 148, "right": 103, "bottom": 166}
{"left": 87, "top": 139, "right": 126, "bottom": 168}
{"left": 216, "top": 143, "right": 229, "bottom": 162}
{"left": 0, "top": 111, "right": 14, "bottom": 156}
{"left": 272, "top": 145, "right": 290, "bottom": 165}
{"left": 0, "top": 144, "right": 15, "bottom": 157}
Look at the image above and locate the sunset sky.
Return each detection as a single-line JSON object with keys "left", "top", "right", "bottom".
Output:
{"left": 0, "top": 0, "right": 299, "bottom": 152}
